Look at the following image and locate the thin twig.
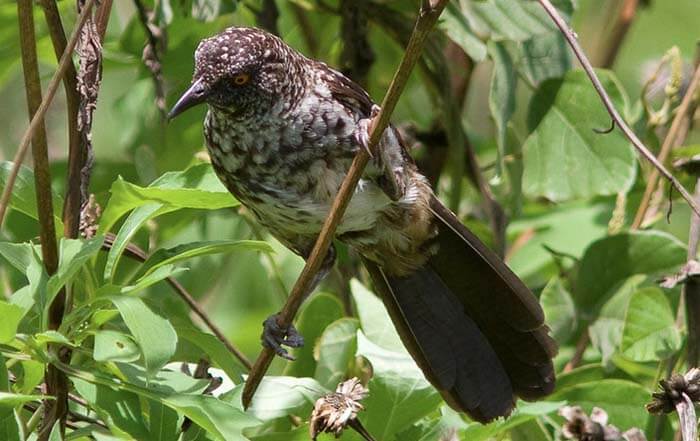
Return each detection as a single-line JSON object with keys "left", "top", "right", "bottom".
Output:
{"left": 253, "top": 0, "right": 280, "bottom": 36}
{"left": 632, "top": 64, "right": 700, "bottom": 229}
{"left": 683, "top": 180, "right": 700, "bottom": 367}
{"left": 0, "top": 0, "right": 96, "bottom": 228}
{"left": 102, "top": 234, "right": 253, "bottom": 370}
{"left": 133, "top": 0, "right": 167, "bottom": 116}
{"left": 241, "top": 0, "right": 449, "bottom": 409}
{"left": 339, "top": 0, "right": 374, "bottom": 87}
{"left": 537, "top": 0, "right": 700, "bottom": 220}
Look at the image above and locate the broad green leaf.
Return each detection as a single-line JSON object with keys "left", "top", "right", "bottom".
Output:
{"left": 355, "top": 331, "right": 441, "bottom": 440}
{"left": 118, "top": 364, "right": 210, "bottom": 395}
{"left": 314, "top": 318, "right": 359, "bottom": 390}
{"left": 161, "top": 394, "right": 258, "bottom": 441}
{"left": 176, "top": 326, "right": 247, "bottom": 384}
{"left": 576, "top": 231, "right": 685, "bottom": 314}
{"left": 249, "top": 426, "right": 311, "bottom": 441}
{"left": 97, "top": 265, "right": 187, "bottom": 298}
{"left": 73, "top": 378, "right": 151, "bottom": 440}
{"left": 93, "top": 330, "right": 141, "bottom": 363}
{"left": 351, "top": 279, "right": 404, "bottom": 351}
{"left": 111, "top": 296, "right": 178, "bottom": 376}
{"left": 104, "top": 202, "right": 168, "bottom": 281}
{"left": 138, "top": 239, "right": 272, "bottom": 278}
{"left": 459, "top": 400, "right": 564, "bottom": 440}
{"left": 148, "top": 400, "right": 181, "bottom": 441}
{"left": 440, "top": 3, "right": 487, "bottom": 61}
{"left": 540, "top": 277, "right": 576, "bottom": 343}
{"left": 621, "top": 287, "right": 681, "bottom": 361}
{"left": 488, "top": 41, "right": 516, "bottom": 175}
{"left": 0, "top": 242, "right": 39, "bottom": 273}
{"left": 466, "top": 0, "right": 556, "bottom": 42}
{"left": 47, "top": 236, "right": 104, "bottom": 299}
{"left": 519, "top": 31, "right": 571, "bottom": 85}
{"left": 549, "top": 379, "right": 649, "bottom": 430}
{"left": 33, "top": 330, "right": 74, "bottom": 347}
{"left": 100, "top": 164, "right": 237, "bottom": 234}
{"left": 284, "top": 293, "right": 344, "bottom": 378}
{"left": 0, "top": 302, "right": 23, "bottom": 343}
{"left": 231, "top": 376, "right": 326, "bottom": 421}
{"left": 522, "top": 70, "right": 635, "bottom": 201}
{"left": 0, "top": 161, "right": 63, "bottom": 229}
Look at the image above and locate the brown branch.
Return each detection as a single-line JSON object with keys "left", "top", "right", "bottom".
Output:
{"left": 683, "top": 180, "right": 700, "bottom": 367}
{"left": 16, "top": 3, "right": 75, "bottom": 438}
{"left": 254, "top": 0, "right": 280, "bottom": 36}
{"left": 133, "top": 0, "right": 167, "bottom": 116}
{"left": 38, "top": 0, "right": 83, "bottom": 239}
{"left": 537, "top": 0, "right": 700, "bottom": 220}
{"left": 94, "top": 0, "right": 113, "bottom": 41}
{"left": 632, "top": 64, "right": 700, "bottom": 229}
{"left": 0, "top": 0, "right": 96, "bottom": 228}
{"left": 102, "top": 234, "right": 253, "bottom": 370}
{"left": 290, "top": 3, "right": 319, "bottom": 57}
{"left": 600, "top": 0, "right": 640, "bottom": 68}
{"left": 241, "top": 0, "right": 449, "bottom": 409}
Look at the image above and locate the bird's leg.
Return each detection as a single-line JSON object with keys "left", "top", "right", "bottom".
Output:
{"left": 355, "top": 105, "right": 407, "bottom": 201}
{"left": 261, "top": 245, "right": 337, "bottom": 360}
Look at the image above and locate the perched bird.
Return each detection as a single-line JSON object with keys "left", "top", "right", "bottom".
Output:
{"left": 169, "top": 26, "right": 556, "bottom": 423}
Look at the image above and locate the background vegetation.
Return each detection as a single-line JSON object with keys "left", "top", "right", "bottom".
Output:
{"left": 0, "top": 0, "right": 699, "bottom": 440}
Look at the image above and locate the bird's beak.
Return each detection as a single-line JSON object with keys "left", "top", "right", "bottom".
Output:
{"left": 167, "top": 78, "right": 208, "bottom": 121}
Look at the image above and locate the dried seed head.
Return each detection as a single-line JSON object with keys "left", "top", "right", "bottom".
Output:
{"left": 559, "top": 406, "right": 623, "bottom": 441}
{"left": 309, "top": 378, "right": 370, "bottom": 440}
{"left": 647, "top": 369, "right": 700, "bottom": 415}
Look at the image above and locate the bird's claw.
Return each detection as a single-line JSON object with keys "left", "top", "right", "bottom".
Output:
{"left": 261, "top": 314, "right": 304, "bottom": 361}
{"left": 355, "top": 105, "right": 382, "bottom": 158}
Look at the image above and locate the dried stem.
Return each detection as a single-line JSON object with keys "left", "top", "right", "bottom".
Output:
{"left": 537, "top": 0, "right": 700, "bottom": 220}
{"left": 632, "top": 64, "right": 700, "bottom": 229}
{"left": 241, "top": 0, "right": 449, "bottom": 408}
{"left": 38, "top": 0, "right": 83, "bottom": 238}
{"left": 103, "top": 234, "right": 253, "bottom": 370}
{"left": 254, "top": 0, "right": 280, "bottom": 36}
{"left": 0, "top": 0, "right": 96, "bottom": 228}
{"left": 133, "top": 0, "right": 167, "bottom": 116}
{"left": 600, "top": 0, "right": 639, "bottom": 68}
{"left": 340, "top": 0, "right": 374, "bottom": 88}
{"left": 684, "top": 180, "right": 700, "bottom": 367}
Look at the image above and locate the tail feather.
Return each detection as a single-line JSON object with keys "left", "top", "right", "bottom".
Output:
{"left": 362, "top": 197, "right": 556, "bottom": 423}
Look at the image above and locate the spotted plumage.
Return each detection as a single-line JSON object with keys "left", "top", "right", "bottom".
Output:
{"left": 170, "top": 26, "right": 557, "bottom": 423}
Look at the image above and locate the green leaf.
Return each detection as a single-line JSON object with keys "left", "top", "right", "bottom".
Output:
{"left": 314, "top": 318, "right": 359, "bottom": 390}
{"left": 0, "top": 161, "right": 63, "bottom": 229}
{"left": 111, "top": 296, "right": 178, "bottom": 376}
{"left": 138, "top": 239, "right": 272, "bottom": 278}
{"left": 104, "top": 202, "right": 168, "bottom": 281}
{"left": 0, "top": 355, "right": 19, "bottom": 441}
{"left": 100, "top": 163, "right": 238, "bottom": 234}
{"left": 441, "top": 3, "right": 487, "bottom": 62}
{"left": 0, "top": 392, "right": 51, "bottom": 408}
{"left": 356, "top": 331, "right": 441, "bottom": 440}
{"left": 351, "top": 279, "right": 404, "bottom": 351}
{"left": 540, "top": 277, "right": 577, "bottom": 343}
{"left": 460, "top": 400, "right": 564, "bottom": 440}
{"left": 73, "top": 378, "right": 151, "bottom": 440}
{"left": 621, "top": 287, "right": 681, "bottom": 361}
{"left": 550, "top": 379, "right": 649, "bottom": 430}
{"left": 176, "top": 326, "right": 247, "bottom": 384}
{"left": 249, "top": 426, "right": 311, "bottom": 441}
{"left": 161, "top": 394, "right": 258, "bottom": 441}
{"left": 93, "top": 330, "right": 141, "bottom": 363}
{"left": 576, "top": 231, "right": 686, "bottom": 314}
{"left": 284, "top": 293, "right": 344, "bottom": 378}
{"left": 467, "top": 0, "right": 556, "bottom": 42}
{"left": 231, "top": 376, "right": 326, "bottom": 421}
{"left": 522, "top": 70, "right": 636, "bottom": 201}
{"left": 0, "top": 242, "right": 40, "bottom": 273}
{"left": 0, "top": 302, "right": 23, "bottom": 344}
{"left": 148, "top": 400, "right": 181, "bottom": 441}
{"left": 488, "top": 41, "right": 516, "bottom": 175}
{"left": 47, "top": 236, "right": 104, "bottom": 299}
{"left": 589, "top": 275, "right": 647, "bottom": 364}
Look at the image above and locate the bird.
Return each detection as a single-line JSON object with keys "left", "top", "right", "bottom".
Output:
{"left": 168, "top": 26, "right": 557, "bottom": 423}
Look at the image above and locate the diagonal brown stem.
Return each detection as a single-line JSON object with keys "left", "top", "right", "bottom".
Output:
{"left": 241, "top": 0, "right": 449, "bottom": 409}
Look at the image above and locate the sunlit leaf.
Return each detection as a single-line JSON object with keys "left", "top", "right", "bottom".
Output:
{"left": 522, "top": 70, "right": 635, "bottom": 201}
{"left": 621, "top": 287, "right": 681, "bottom": 361}
{"left": 0, "top": 302, "right": 23, "bottom": 344}
{"left": 93, "top": 330, "right": 141, "bottom": 363}
{"left": 540, "top": 276, "right": 577, "bottom": 343}
{"left": 351, "top": 279, "right": 404, "bottom": 352}
{"left": 314, "top": 318, "right": 359, "bottom": 390}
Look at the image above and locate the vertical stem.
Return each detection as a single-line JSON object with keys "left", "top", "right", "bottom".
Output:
{"left": 16, "top": 1, "right": 65, "bottom": 438}
{"left": 39, "top": 0, "right": 83, "bottom": 239}
{"left": 684, "top": 178, "right": 700, "bottom": 367}
{"left": 600, "top": 0, "right": 639, "bottom": 68}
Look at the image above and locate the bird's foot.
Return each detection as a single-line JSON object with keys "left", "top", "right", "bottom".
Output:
{"left": 261, "top": 313, "right": 304, "bottom": 361}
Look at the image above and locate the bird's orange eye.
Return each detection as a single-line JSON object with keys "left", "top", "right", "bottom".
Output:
{"left": 232, "top": 73, "right": 250, "bottom": 85}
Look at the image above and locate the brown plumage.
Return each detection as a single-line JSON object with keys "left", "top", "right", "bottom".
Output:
{"left": 169, "top": 26, "right": 557, "bottom": 423}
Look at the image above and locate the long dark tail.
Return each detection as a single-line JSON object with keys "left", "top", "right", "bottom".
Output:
{"left": 363, "top": 197, "right": 556, "bottom": 423}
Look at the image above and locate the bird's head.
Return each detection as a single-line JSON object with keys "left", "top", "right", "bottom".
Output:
{"left": 168, "top": 27, "right": 303, "bottom": 120}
